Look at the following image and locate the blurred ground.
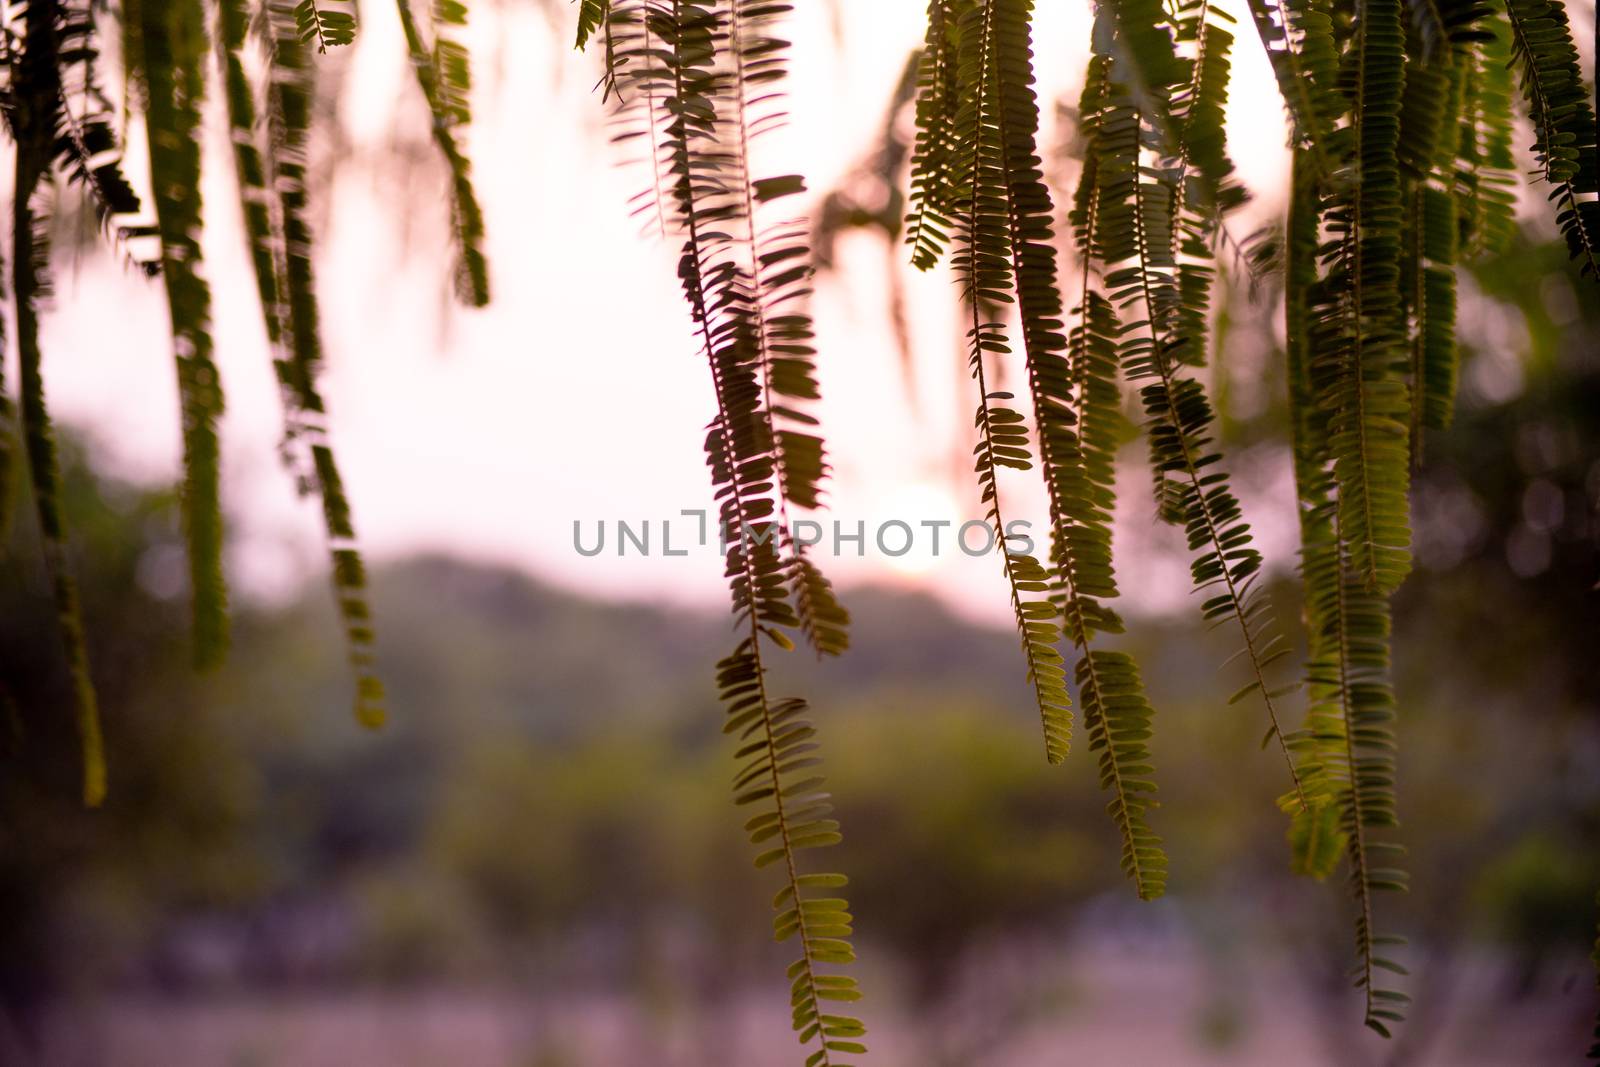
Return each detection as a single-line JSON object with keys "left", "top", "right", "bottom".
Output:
{"left": 20, "top": 945, "right": 1590, "bottom": 1065}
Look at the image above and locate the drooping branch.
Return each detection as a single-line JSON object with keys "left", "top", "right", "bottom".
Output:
{"left": 581, "top": 3, "right": 864, "bottom": 1057}
{"left": 134, "top": 0, "right": 230, "bottom": 667}
{"left": 394, "top": 0, "right": 490, "bottom": 304}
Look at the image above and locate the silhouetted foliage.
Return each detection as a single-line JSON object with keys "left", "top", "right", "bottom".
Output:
{"left": 0, "top": 0, "right": 1594, "bottom": 1059}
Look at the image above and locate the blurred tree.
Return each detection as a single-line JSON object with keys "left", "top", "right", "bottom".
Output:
{"left": 0, "top": 447, "right": 261, "bottom": 1048}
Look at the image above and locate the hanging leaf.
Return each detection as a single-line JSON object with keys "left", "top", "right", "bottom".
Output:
{"left": 294, "top": 0, "right": 357, "bottom": 50}
{"left": 135, "top": 0, "right": 231, "bottom": 668}
{"left": 7, "top": 0, "right": 112, "bottom": 806}
{"left": 394, "top": 0, "right": 490, "bottom": 304}
{"left": 1503, "top": 0, "right": 1600, "bottom": 277}
{"left": 592, "top": 3, "right": 863, "bottom": 1058}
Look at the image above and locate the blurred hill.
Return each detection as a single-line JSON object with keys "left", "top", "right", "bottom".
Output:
{"left": 2, "top": 528, "right": 1596, "bottom": 1063}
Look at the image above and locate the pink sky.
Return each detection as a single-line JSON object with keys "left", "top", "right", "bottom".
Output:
{"left": 36, "top": 0, "right": 1310, "bottom": 626}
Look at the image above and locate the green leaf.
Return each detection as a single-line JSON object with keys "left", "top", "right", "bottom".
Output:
{"left": 294, "top": 0, "right": 357, "bottom": 50}
{"left": 8, "top": 0, "right": 113, "bottom": 805}
{"left": 716, "top": 642, "right": 865, "bottom": 1062}
{"left": 595, "top": 6, "right": 863, "bottom": 1059}
{"left": 1503, "top": 0, "right": 1600, "bottom": 277}
{"left": 136, "top": 0, "right": 230, "bottom": 668}
{"left": 575, "top": 0, "right": 611, "bottom": 49}
{"left": 394, "top": 0, "right": 490, "bottom": 304}
{"left": 1087, "top": 27, "right": 1307, "bottom": 814}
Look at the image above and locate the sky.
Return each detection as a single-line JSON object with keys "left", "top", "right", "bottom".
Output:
{"left": 35, "top": 0, "right": 1316, "bottom": 627}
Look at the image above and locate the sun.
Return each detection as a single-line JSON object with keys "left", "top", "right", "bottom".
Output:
{"left": 874, "top": 479, "right": 963, "bottom": 578}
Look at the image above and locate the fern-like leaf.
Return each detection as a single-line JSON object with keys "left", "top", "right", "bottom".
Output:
{"left": 1078, "top": 650, "right": 1166, "bottom": 899}
{"left": 295, "top": 0, "right": 357, "bottom": 50}
{"left": 1055, "top": 28, "right": 1174, "bottom": 894}
{"left": 394, "top": 0, "right": 490, "bottom": 303}
{"left": 572, "top": 0, "right": 621, "bottom": 100}
{"left": 134, "top": 0, "right": 230, "bottom": 667}
{"left": 1295, "top": 38, "right": 1414, "bottom": 1014}
{"left": 575, "top": 0, "right": 610, "bottom": 48}
{"left": 1091, "top": 30, "right": 1309, "bottom": 810}
{"left": 1288, "top": 204, "right": 1411, "bottom": 998}
{"left": 949, "top": 0, "right": 1071, "bottom": 763}
{"left": 1282, "top": 150, "right": 1345, "bottom": 862}
{"left": 1241, "top": 0, "right": 1342, "bottom": 178}
{"left": 52, "top": 2, "right": 152, "bottom": 246}
{"left": 218, "top": 0, "right": 383, "bottom": 724}
{"left": 719, "top": 643, "right": 864, "bottom": 1064}
{"left": 1456, "top": 7, "right": 1517, "bottom": 257}
{"left": 993, "top": 0, "right": 1106, "bottom": 747}
{"left": 15, "top": 212, "right": 107, "bottom": 808}
{"left": 431, "top": 0, "right": 472, "bottom": 126}
{"left": 11, "top": 113, "right": 106, "bottom": 806}
{"left": 611, "top": 0, "right": 849, "bottom": 658}
{"left": 1398, "top": 0, "right": 1483, "bottom": 453}
{"left": 727, "top": 0, "right": 851, "bottom": 658}
{"left": 1314, "top": 562, "right": 1410, "bottom": 1035}
{"left": 1325, "top": 0, "right": 1412, "bottom": 595}
{"left": 1172, "top": 0, "right": 1250, "bottom": 225}
{"left": 1503, "top": 0, "right": 1600, "bottom": 277}
{"left": 1102, "top": 0, "right": 1185, "bottom": 112}
{"left": 597, "top": 4, "right": 864, "bottom": 1057}
{"left": 905, "top": 0, "right": 971, "bottom": 270}
{"left": 1060, "top": 60, "right": 1131, "bottom": 648}
{"left": 1410, "top": 185, "right": 1458, "bottom": 445}
{"left": 217, "top": 0, "right": 284, "bottom": 349}
{"left": 576, "top": 0, "right": 624, "bottom": 102}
